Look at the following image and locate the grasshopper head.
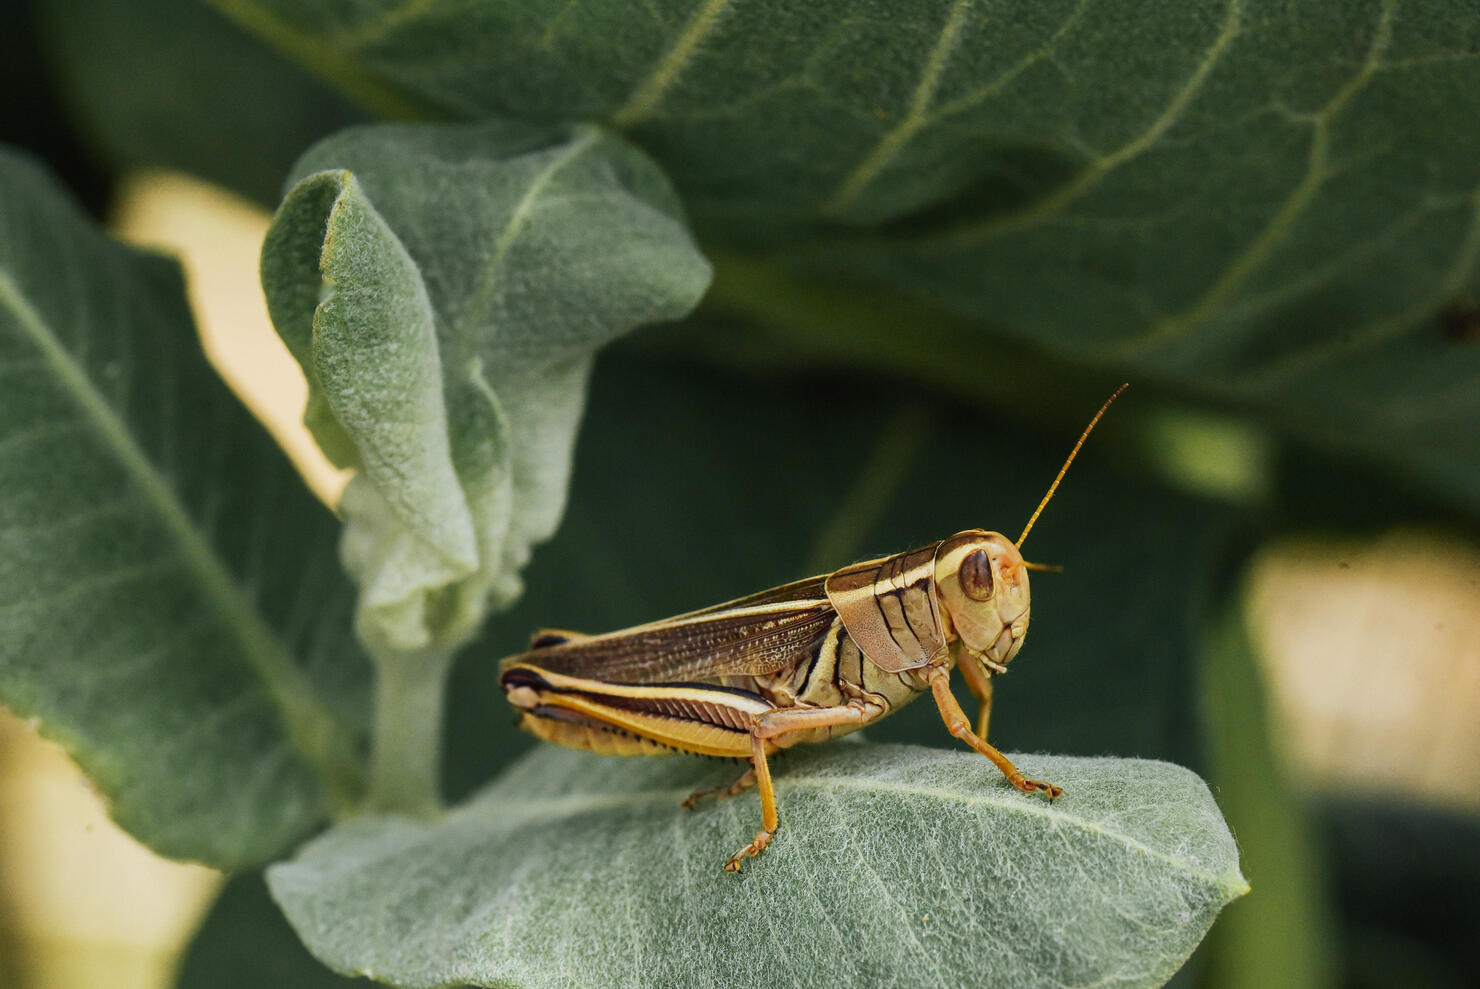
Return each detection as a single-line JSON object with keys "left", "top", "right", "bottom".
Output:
{"left": 933, "top": 530, "right": 1030, "bottom": 673}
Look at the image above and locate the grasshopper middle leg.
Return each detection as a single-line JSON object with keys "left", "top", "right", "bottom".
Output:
{"left": 681, "top": 767, "right": 757, "bottom": 810}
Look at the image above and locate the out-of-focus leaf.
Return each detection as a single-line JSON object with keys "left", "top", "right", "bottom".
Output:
{"left": 1321, "top": 799, "right": 1480, "bottom": 989}
{"left": 1194, "top": 583, "right": 1337, "bottom": 989}
{"left": 176, "top": 873, "right": 371, "bottom": 989}
{"left": 37, "top": 0, "right": 366, "bottom": 205}
{"left": 1, "top": 1, "right": 109, "bottom": 213}
{"left": 0, "top": 147, "right": 368, "bottom": 867}
{"left": 261, "top": 121, "right": 711, "bottom": 658}
{"left": 271, "top": 744, "right": 1246, "bottom": 989}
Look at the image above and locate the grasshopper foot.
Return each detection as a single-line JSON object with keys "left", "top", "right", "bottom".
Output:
{"left": 723, "top": 827, "right": 775, "bottom": 872}
{"left": 1016, "top": 777, "right": 1062, "bottom": 799}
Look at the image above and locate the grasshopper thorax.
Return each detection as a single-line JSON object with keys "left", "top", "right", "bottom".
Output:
{"left": 933, "top": 530, "right": 1030, "bottom": 672}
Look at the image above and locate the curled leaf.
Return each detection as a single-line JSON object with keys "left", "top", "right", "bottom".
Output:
{"left": 261, "top": 121, "right": 712, "bottom": 656}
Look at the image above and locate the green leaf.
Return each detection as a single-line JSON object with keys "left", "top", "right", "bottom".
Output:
{"left": 0, "top": 147, "right": 369, "bottom": 868}
{"left": 37, "top": 0, "right": 367, "bottom": 206}
{"left": 1194, "top": 573, "right": 1337, "bottom": 989}
{"left": 261, "top": 121, "right": 711, "bottom": 657}
{"left": 270, "top": 744, "right": 1246, "bottom": 989}
{"left": 214, "top": 0, "right": 1480, "bottom": 513}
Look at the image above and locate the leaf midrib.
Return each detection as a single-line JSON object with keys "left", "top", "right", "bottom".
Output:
{"left": 460, "top": 127, "right": 601, "bottom": 336}
{"left": 0, "top": 268, "right": 361, "bottom": 803}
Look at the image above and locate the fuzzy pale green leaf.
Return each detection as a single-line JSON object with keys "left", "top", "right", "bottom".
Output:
{"left": 261, "top": 121, "right": 711, "bottom": 657}
{"left": 270, "top": 744, "right": 1246, "bottom": 989}
{"left": 0, "top": 148, "right": 369, "bottom": 867}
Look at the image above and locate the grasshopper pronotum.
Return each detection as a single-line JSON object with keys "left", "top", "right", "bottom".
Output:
{"left": 501, "top": 385, "right": 1127, "bottom": 870}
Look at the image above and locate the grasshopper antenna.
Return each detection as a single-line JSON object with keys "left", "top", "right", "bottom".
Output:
{"left": 1016, "top": 383, "right": 1129, "bottom": 549}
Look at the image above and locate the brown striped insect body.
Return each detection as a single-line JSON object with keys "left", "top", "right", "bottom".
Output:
{"left": 501, "top": 386, "right": 1126, "bottom": 870}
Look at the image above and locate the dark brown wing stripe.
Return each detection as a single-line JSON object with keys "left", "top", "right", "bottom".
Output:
{"left": 503, "top": 599, "right": 839, "bottom": 683}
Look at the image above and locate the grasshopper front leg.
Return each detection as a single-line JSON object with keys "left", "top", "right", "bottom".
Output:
{"left": 955, "top": 654, "right": 996, "bottom": 740}
{"left": 723, "top": 703, "right": 876, "bottom": 872}
{"left": 928, "top": 666, "right": 1062, "bottom": 799}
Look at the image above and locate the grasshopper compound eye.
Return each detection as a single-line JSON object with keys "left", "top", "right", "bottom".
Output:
{"left": 958, "top": 549, "right": 995, "bottom": 600}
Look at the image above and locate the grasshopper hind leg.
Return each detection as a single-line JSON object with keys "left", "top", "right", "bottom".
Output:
{"left": 722, "top": 703, "right": 876, "bottom": 872}
{"left": 725, "top": 733, "right": 779, "bottom": 872}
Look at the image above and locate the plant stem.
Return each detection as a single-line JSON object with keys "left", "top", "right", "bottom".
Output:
{"left": 366, "top": 646, "right": 455, "bottom": 816}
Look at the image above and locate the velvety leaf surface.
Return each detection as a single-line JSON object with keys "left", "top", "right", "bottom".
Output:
{"left": 0, "top": 148, "right": 369, "bottom": 867}
{"left": 37, "top": 0, "right": 366, "bottom": 205}
{"left": 261, "top": 121, "right": 711, "bottom": 656}
{"left": 271, "top": 744, "right": 1247, "bottom": 989}
{"left": 212, "top": 0, "right": 1480, "bottom": 513}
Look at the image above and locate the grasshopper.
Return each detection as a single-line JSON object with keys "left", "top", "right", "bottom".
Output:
{"left": 501, "top": 385, "right": 1126, "bottom": 870}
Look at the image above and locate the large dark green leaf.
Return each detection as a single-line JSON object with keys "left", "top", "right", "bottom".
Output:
{"left": 271, "top": 744, "right": 1246, "bottom": 989}
{"left": 203, "top": 0, "right": 1252, "bottom": 221}
{"left": 261, "top": 121, "right": 711, "bottom": 657}
{"left": 0, "top": 148, "right": 369, "bottom": 867}
{"left": 37, "top": 0, "right": 367, "bottom": 205}
{"left": 210, "top": 0, "right": 1480, "bottom": 514}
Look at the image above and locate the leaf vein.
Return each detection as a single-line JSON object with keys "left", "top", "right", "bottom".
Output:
{"left": 821, "top": 0, "right": 975, "bottom": 214}
{"left": 612, "top": 0, "right": 733, "bottom": 127}
{"left": 1251, "top": 180, "right": 1480, "bottom": 383}
{"left": 461, "top": 129, "right": 602, "bottom": 332}
{"left": 1119, "top": 0, "right": 1398, "bottom": 354}
{"left": 0, "top": 418, "right": 88, "bottom": 458}
{"left": 943, "top": 0, "right": 1244, "bottom": 246}
{"left": 469, "top": 766, "right": 1239, "bottom": 892}
{"left": 0, "top": 268, "right": 359, "bottom": 800}
{"left": 0, "top": 559, "right": 178, "bottom": 617}
{"left": 333, "top": 0, "right": 441, "bottom": 51}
